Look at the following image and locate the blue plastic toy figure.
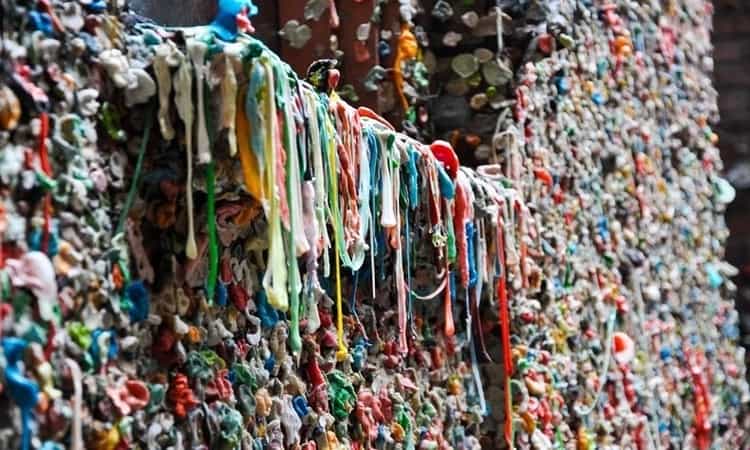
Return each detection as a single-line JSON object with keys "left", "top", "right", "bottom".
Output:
{"left": 210, "top": 0, "right": 259, "bottom": 41}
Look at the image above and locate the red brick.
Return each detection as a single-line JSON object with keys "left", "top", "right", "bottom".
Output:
{"left": 712, "top": 13, "right": 750, "bottom": 36}
{"left": 715, "top": 62, "right": 750, "bottom": 87}
{"left": 718, "top": 90, "right": 750, "bottom": 113}
{"left": 714, "top": 40, "right": 746, "bottom": 62}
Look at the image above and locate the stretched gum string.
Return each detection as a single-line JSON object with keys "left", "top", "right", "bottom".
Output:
{"left": 281, "top": 80, "right": 309, "bottom": 257}
{"left": 222, "top": 53, "right": 238, "bottom": 156}
{"left": 284, "top": 99, "right": 303, "bottom": 356}
{"left": 496, "top": 215, "right": 513, "bottom": 446}
{"left": 173, "top": 54, "right": 197, "bottom": 259}
{"left": 334, "top": 217, "right": 348, "bottom": 361}
{"left": 38, "top": 112, "right": 51, "bottom": 253}
{"left": 65, "top": 358, "right": 83, "bottom": 450}
{"left": 394, "top": 164, "right": 408, "bottom": 353}
{"left": 327, "top": 129, "right": 349, "bottom": 362}
{"left": 443, "top": 254, "right": 455, "bottom": 337}
{"left": 206, "top": 161, "right": 218, "bottom": 302}
{"left": 116, "top": 107, "right": 154, "bottom": 236}
{"left": 188, "top": 40, "right": 211, "bottom": 165}
{"left": 154, "top": 45, "right": 175, "bottom": 141}
{"left": 515, "top": 200, "right": 529, "bottom": 289}
{"left": 261, "top": 58, "right": 289, "bottom": 312}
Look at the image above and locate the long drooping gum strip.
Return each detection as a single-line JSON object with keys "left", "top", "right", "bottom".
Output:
{"left": 221, "top": 52, "right": 238, "bottom": 157}
{"left": 154, "top": 44, "right": 175, "bottom": 140}
{"left": 496, "top": 213, "right": 513, "bottom": 447}
{"left": 306, "top": 91, "right": 330, "bottom": 278}
{"left": 393, "top": 159, "right": 408, "bottom": 353}
{"left": 302, "top": 179, "right": 322, "bottom": 334}
{"left": 279, "top": 80, "right": 304, "bottom": 355}
{"left": 65, "top": 358, "right": 83, "bottom": 450}
{"left": 173, "top": 50, "right": 197, "bottom": 259}
{"left": 328, "top": 138, "right": 349, "bottom": 361}
{"left": 187, "top": 39, "right": 211, "bottom": 165}
{"left": 260, "top": 58, "right": 288, "bottom": 312}
{"left": 380, "top": 140, "right": 397, "bottom": 229}
{"left": 443, "top": 196, "right": 455, "bottom": 337}
{"left": 236, "top": 89, "right": 261, "bottom": 199}
{"left": 443, "top": 252, "right": 455, "bottom": 337}
{"left": 280, "top": 81, "right": 309, "bottom": 257}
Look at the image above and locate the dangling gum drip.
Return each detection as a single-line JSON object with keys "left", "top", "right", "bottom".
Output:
{"left": 316, "top": 98, "right": 334, "bottom": 278}
{"left": 221, "top": 52, "right": 238, "bottom": 157}
{"left": 332, "top": 100, "right": 366, "bottom": 263}
{"left": 302, "top": 179, "right": 322, "bottom": 333}
{"left": 356, "top": 125, "right": 372, "bottom": 265}
{"left": 299, "top": 102, "right": 322, "bottom": 330}
{"left": 273, "top": 111, "right": 290, "bottom": 231}
{"left": 236, "top": 88, "right": 262, "bottom": 199}
{"left": 473, "top": 219, "right": 491, "bottom": 361}
{"left": 392, "top": 141, "right": 408, "bottom": 353}
{"left": 327, "top": 92, "right": 366, "bottom": 270}
{"left": 278, "top": 74, "right": 305, "bottom": 355}
{"left": 65, "top": 358, "right": 83, "bottom": 450}
{"left": 360, "top": 124, "right": 384, "bottom": 302}
{"left": 206, "top": 161, "right": 218, "bottom": 302}
{"left": 687, "top": 348, "right": 712, "bottom": 450}
{"left": 38, "top": 112, "right": 52, "bottom": 253}
{"left": 443, "top": 202, "right": 455, "bottom": 338}
{"left": 328, "top": 0, "right": 340, "bottom": 29}
{"left": 259, "top": 57, "right": 288, "bottom": 313}
{"left": 496, "top": 211, "right": 513, "bottom": 448}
{"left": 380, "top": 135, "right": 397, "bottom": 230}
{"left": 173, "top": 50, "right": 197, "bottom": 259}
{"left": 453, "top": 176, "right": 472, "bottom": 288}
{"left": 325, "top": 105, "right": 349, "bottom": 362}
{"left": 304, "top": 89, "right": 329, "bottom": 278}
{"left": 154, "top": 44, "right": 176, "bottom": 141}
{"left": 393, "top": 24, "right": 418, "bottom": 113}
{"left": 515, "top": 200, "right": 528, "bottom": 289}
{"left": 187, "top": 39, "right": 211, "bottom": 165}
{"left": 279, "top": 76, "right": 309, "bottom": 257}
{"left": 240, "top": 60, "right": 268, "bottom": 201}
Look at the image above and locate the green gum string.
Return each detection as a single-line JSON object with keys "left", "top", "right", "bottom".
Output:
{"left": 446, "top": 203, "right": 457, "bottom": 262}
{"left": 116, "top": 105, "right": 155, "bottom": 236}
{"left": 321, "top": 93, "right": 364, "bottom": 271}
{"left": 204, "top": 76, "right": 218, "bottom": 303}
{"left": 282, "top": 81, "right": 302, "bottom": 356}
{"left": 115, "top": 105, "right": 154, "bottom": 287}
{"left": 206, "top": 162, "right": 218, "bottom": 303}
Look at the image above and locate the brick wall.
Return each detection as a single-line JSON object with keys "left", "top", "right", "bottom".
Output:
{"left": 714, "top": 0, "right": 750, "bottom": 353}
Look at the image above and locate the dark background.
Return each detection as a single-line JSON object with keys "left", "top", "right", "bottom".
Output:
{"left": 714, "top": 0, "right": 750, "bottom": 366}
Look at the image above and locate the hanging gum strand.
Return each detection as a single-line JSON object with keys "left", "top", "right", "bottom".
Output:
{"left": 187, "top": 39, "right": 211, "bottom": 165}
{"left": 173, "top": 50, "right": 197, "bottom": 259}
{"left": 222, "top": 52, "right": 239, "bottom": 157}
{"left": 154, "top": 44, "right": 175, "bottom": 141}
{"left": 260, "top": 58, "right": 288, "bottom": 313}
{"left": 38, "top": 112, "right": 52, "bottom": 253}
